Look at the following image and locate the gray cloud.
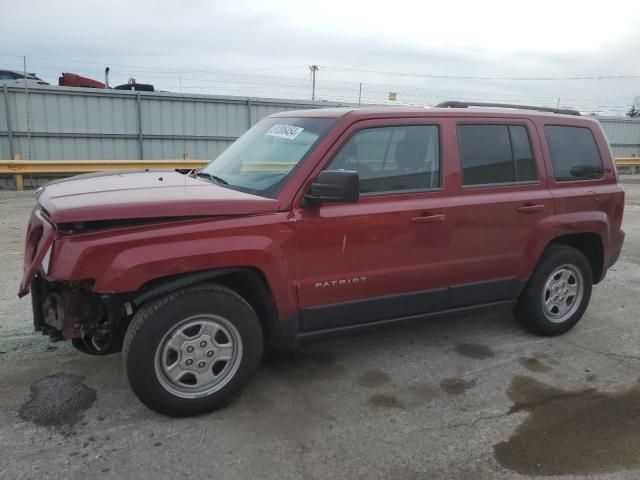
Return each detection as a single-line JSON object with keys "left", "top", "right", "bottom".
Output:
{"left": 3, "top": 0, "right": 639, "bottom": 113}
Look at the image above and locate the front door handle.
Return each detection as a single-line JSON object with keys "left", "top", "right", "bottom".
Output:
{"left": 516, "top": 204, "right": 545, "bottom": 214}
{"left": 410, "top": 214, "right": 446, "bottom": 224}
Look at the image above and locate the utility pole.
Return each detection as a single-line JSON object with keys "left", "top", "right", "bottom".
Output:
{"left": 309, "top": 65, "right": 318, "bottom": 101}
{"left": 358, "top": 82, "right": 362, "bottom": 106}
{"left": 23, "top": 55, "right": 32, "bottom": 160}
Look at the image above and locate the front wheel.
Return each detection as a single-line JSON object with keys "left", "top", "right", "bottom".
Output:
{"left": 514, "top": 244, "right": 593, "bottom": 336}
{"left": 122, "top": 283, "right": 263, "bottom": 417}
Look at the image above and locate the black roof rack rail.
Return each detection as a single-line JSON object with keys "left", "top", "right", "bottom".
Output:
{"left": 435, "top": 101, "right": 581, "bottom": 116}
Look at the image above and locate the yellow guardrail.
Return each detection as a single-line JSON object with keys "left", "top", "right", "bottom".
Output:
{"left": 0, "top": 159, "right": 208, "bottom": 190}
{"left": 1, "top": 158, "right": 639, "bottom": 191}
{"left": 615, "top": 157, "right": 640, "bottom": 174}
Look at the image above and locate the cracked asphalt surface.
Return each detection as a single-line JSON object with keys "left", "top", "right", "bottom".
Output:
{"left": 1, "top": 182, "right": 639, "bottom": 480}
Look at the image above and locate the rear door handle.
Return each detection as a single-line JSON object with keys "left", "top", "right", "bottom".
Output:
{"left": 410, "top": 214, "right": 446, "bottom": 224}
{"left": 516, "top": 204, "right": 545, "bottom": 214}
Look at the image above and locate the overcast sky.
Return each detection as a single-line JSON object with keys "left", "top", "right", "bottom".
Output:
{"left": 2, "top": 0, "right": 640, "bottom": 114}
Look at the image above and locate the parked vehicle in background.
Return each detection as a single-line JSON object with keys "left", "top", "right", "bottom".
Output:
{"left": 58, "top": 72, "right": 105, "bottom": 88}
{"left": 19, "top": 102, "right": 625, "bottom": 417}
{"left": 113, "top": 77, "right": 154, "bottom": 91}
{"left": 0, "top": 69, "right": 48, "bottom": 87}
{"left": 57, "top": 73, "right": 154, "bottom": 90}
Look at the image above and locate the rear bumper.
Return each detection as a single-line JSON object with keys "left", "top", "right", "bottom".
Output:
{"left": 608, "top": 229, "right": 625, "bottom": 269}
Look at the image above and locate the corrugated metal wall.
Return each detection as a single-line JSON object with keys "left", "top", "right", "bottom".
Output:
{"left": 0, "top": 85, "right": 348, "bottom": 162}
{"left": 1, "top": 85, "right": 639, "bottom": 163}
{"left": 598, "top": 117, "right": 640, "bottom": 158}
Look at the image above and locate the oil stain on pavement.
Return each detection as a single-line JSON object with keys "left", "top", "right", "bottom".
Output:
{"left": 357, "top": 370, "right": 391, "bottom": 388}
{"left": 368, "top": 394, "right": 404, "bottom": 408}
{"left": 19, "top": 373, "right": 96, "bottom": 431}
{"left": 454, "top": 343, "right": 495, "bottom": 360}
{"left": 440, "top": 378, "right": 477, "bottom": 395}
{"left": 263, "top": 349, "right": 345, "bottom": 381}
{"left": 494, "top": 375, "right": 640, "bottom": 476}
{"left": 519, "top": 357, "right": 553, "bottom": 373}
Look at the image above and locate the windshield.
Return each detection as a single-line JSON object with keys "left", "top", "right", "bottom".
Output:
{"left": 201, "top": 116, "right": 335, "bottom": 197}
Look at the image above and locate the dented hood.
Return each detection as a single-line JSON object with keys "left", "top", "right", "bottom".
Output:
{"left": 37, "top": 170, "right": 280, "bottom": 224}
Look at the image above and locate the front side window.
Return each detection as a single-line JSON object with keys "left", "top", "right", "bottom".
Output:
{"left": 544, "top": 125, "right": 604, "bottom": 181}
{"left": 458, "top": 124, "right": 537, "bottom": 186}
{"left": 201, "top": 116, "right": 335, "bottom": 197}
{"left": 327, "top": 125, "right": 440, "bottom": 194}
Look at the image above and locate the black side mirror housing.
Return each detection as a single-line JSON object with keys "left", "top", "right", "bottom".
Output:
{"left": 302, "top": 170, "right": 359, "bottom": 207}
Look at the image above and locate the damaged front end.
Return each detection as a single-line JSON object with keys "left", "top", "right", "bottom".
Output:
{"left": 31, "top": 276, "right": 129, "bottom": 354}
{"left": 21, "top": 204, "right": 131, "bottom": 354}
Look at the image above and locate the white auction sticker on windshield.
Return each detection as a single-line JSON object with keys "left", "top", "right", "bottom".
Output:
{"left": 266, "top": 124, "right": 304, "bottom": 140}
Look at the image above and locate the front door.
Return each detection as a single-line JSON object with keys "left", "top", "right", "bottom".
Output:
{"left": 293, "top": 119, "right": 455, "bottom": 333}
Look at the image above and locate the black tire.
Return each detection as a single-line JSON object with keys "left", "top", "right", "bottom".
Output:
{"left": 514, "top": 244, "right": 593, "bottom": 336}
{"left": 122, "top": 283, "right": 263, "bottom": 417}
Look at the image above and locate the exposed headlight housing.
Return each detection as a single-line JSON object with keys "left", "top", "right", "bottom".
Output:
{"left": 41, "top": 244, "right": 53, "bottom": 274}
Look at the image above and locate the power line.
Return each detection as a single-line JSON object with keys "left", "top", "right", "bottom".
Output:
{"left": 3, "top": 54, "right": 310, "bottom": 80}
{"left": 320, "top": 65, "right": 640, "bottom": 81}
{"left": 4, "top": 54, "right": 637, "bottom": 113}
{"left": 102, "top": 67, "right": 636, "bottom": 105}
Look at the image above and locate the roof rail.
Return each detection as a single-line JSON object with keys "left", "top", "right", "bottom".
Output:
{"left": 435, "top": 101, "right": 581, "bottom": 116}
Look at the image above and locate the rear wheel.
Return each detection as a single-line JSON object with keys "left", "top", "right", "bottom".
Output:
{"left": 515, "top": 244, "right": 592, "bottom": 336}
{"left": 123, "top": 283, "right": 263, "bottom": 417}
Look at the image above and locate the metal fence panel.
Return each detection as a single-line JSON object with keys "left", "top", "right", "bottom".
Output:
{"left": 2, "top": 85, "right": 639, "bottom": 164}
{"left": 0, "top": 85, "right": 343, "bottom": 162}
{"left": 599, "top": 117, "right": 640, "bottom": 157}
{"left": 0, "top": 139, "right": 8, "bottom": 160}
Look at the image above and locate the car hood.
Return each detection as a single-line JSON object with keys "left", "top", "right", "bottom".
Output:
{"left": 37, "top": 170, "right": 280, "bottom": 224}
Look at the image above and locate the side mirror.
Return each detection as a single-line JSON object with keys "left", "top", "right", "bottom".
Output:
{"left": 302, "top": 170, "right": 359, "bottom": 207}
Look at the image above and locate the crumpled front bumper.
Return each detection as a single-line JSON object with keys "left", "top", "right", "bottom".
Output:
{"left": 19, "top": 207, "right": 56, "bottom": 298}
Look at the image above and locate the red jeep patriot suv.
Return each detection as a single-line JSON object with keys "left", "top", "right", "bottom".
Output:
{"left": 20, "top": 101, "right": 625, "bottom": 416}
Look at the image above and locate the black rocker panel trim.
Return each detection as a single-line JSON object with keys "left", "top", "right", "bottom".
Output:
{"left": 300, "top": 288, "right": 447, "bottom": 332}
{"left": 299, "top": 277, "right": 524, "bottom": 333}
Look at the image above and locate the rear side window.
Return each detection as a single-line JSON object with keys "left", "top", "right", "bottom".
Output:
{"left": 544, "top": 126, "right": 604, "bottom": 181}
{"left": 458, "top": 124, "right": 537, "bottom": 186}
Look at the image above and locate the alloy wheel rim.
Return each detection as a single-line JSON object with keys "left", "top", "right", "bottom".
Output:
{"left": 154, "top": 314, "right": 243, "bottom": 399}
{"left": 542, "top": 264, "right": 584, "bottom": 323}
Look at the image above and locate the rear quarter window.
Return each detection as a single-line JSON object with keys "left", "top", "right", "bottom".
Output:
{"left": 544, "top": 126, "right": 604, "bottom": 181}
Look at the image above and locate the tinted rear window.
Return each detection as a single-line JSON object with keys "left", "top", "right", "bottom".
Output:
{"left": 458, "top": 124, "right": 537, "bottom": 186}
{"left": 544, "top": 126, "right": 604, "bottom": 181}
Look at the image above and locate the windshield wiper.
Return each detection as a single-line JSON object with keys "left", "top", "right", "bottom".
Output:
{"left": 191, "top": 169, "right": 229, "bottom": 186}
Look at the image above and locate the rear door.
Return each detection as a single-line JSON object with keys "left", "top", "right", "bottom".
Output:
{"left": 542, "top": 123, "right": 625, "bottom": 271}
{"left": 445, "top": 118, "right": 553, "bottom": 307}
{"left": 292, "top": 117, "right": 456, "bottom": 333}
